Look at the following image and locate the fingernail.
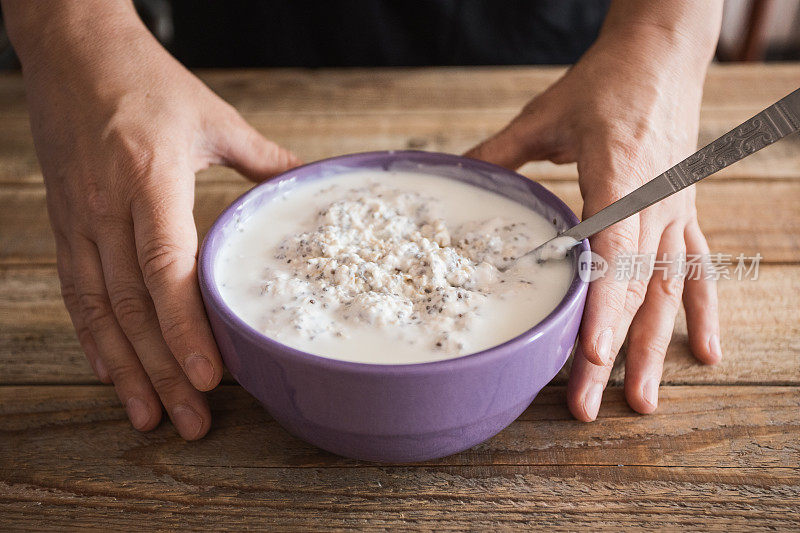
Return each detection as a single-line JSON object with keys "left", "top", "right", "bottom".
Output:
{"left": 708, "top": 334, "right": 722, "bottom": 361}
{"left": 171, "top": 404, "right": 204, "bottom": 440}
{"left": 643, "top": 377, "right": 659, "bottom": 409}
{"left": 596, "top": 328, "right": 614, "bottom": 366}
{"left": 584, "top": 382, "right": 603, "bottom": 421}
{"left": 125, "top": 397, "right": 151, "bottom": 430}
{"left": 185, "top": 354, "right": 215, "bottom": 389}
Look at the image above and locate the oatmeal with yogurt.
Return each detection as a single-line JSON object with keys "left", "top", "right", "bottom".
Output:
{"left": 217, "top": 170, "right": 574, "bottom": 364}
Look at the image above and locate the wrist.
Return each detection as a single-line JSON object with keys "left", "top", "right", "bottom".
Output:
{"left": 598, "top": 27, "right": 716, "bottom": 82}
{"left": 2, "top": 0, "right": 143, "bottom": 68}
{"left": 594, "top": 1, "right": 722, "bottom": 82}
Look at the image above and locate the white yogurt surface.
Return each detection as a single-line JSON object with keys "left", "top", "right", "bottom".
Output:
{"left": 216, "top": 170, "right": 574, "bottom": 364}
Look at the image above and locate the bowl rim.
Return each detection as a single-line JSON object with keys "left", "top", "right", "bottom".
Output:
{"left": 198, "top": 150, "right": 589, "bottom": 376}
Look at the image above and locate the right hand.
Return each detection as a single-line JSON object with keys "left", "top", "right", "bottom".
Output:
{"left": 14, "top": 3, "right": 300, "bottom": 439}
{"left": 465, "top": 4, "right": 722, "bottom": 421}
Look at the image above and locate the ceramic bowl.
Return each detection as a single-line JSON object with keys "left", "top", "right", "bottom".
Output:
{"left": 198, "top": 150, "right": 589, "bottom": 462}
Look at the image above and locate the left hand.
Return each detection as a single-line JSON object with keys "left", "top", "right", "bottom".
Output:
{"left": 4, "top": 0, "right": 301, "bottom": 439}
{"left": 466, "top": 23, "right": 722, "bottom": 420}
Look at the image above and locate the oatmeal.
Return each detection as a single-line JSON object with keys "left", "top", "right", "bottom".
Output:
{"left": 217, "top": 171, "right": 574, "bottom": 364}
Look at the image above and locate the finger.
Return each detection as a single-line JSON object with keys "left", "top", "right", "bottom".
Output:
{"left": 604, "top": 215, "right": 665, "bottom": 360}
{"left": 570, "top": 214, "right": 662, "bottom": 414}
{"left": 464, "top": 108, "right": 556, "bottom": 169}
{"left": 683, "top": 219, "right": 722, "bottom": 364}
{"left": 578, "top": 217, "right": 639, "bottom": 367}
{"left": 47, "top": 191, "right": 109, "bottom": 383}
{"left": 70, "top": 234, "right": 161, "bottom": 431}
{"left": 97, "top": 222, "right": 211, "bottom": 440}
{"left": 567, "top": 345, "right": 614, "bottom": 422}
{"left": 132, "top": 173, "right": 224, "bottom": 392}
{"left": 624, "top": 222, "right": 687, "bottom": 414}
{"left": 52, "top": 230, "right": 110, "bottom": 383}
{"left": 576, "top": 142, "right": 661, "bottom": 369}
{"left": 208, "top": 111, "right": 301, "bottom": 181}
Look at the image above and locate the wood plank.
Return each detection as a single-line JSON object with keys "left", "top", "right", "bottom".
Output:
{"left": 196, "top": 63, "right": 800, "bottom": 115}
{"left": 1, "top": 179, "right": 798, "bottom": 264}
{"left": 1, "top": 385, "right": 798, "bottom": 530}
{"left": 2, "top": 107, "right": 798, "bottom": 186}
{"left": 3, "top": 470, "right": 796, "bottom": 532}
{"left": 1, "top": 264, "right": 797, "bottom": 386}
{"left": 1, "top": 64, "right": 797, "bottom": 530}
{"left": 2, "top": 64, "right": 798, "bottom": 186}
{"left": 2, "top": 63, "right": 798, "bottom": 117}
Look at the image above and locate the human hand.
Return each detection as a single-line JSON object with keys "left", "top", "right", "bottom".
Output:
{"left": 6, "top": 1, "right": 300, "bottom": 439}
{"left": 466, "top": 3, "right": 723, "bottom": 420}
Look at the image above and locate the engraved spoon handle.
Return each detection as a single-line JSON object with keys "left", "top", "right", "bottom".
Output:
{"left": 558, "top": 87, "right": 800, "bottom": 244}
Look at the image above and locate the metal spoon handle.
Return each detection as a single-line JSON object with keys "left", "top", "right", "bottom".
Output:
{"left": 560, "top": 87, "right": 800, "bottom": 243}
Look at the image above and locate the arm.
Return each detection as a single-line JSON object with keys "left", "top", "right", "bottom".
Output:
{"left": 2, "top": 0, "right": 300, "bottom": 439}
{"left": 467, "top": 0, "right": 723, "bottom": 420}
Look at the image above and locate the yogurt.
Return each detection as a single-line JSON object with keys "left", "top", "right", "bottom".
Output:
{"left": 216, "top": 170, "right": 574, "bottom": 364}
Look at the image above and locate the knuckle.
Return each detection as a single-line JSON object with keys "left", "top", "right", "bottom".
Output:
{"left": 104, "top": 358, "right": 142, "bottom": 384}
{"left": 159, "top": 315, "right": 195, "bottom": 350}
{"left": 74, "top": 180, "right": 127, "bottom": 226}
{"left": 75, "top": 325, "right": 95, "bottom": 350}
{"left": 110, "top": 290, "right": 154, "bottom": 338}
{"left": 139, "top": 238, "right": 188, "bottom": 287}
{"left": 83, "top": 182, "right": 115, "bottom": 219}
{"left": 102, "top": 119, "right": 186, "bottom": 200}
{"left": 123, "top": 150, "right": 158, "bottom": 184}
{"left": 149, "top": 370, "right": 187, "bottom": 397}
{"left": 658, "top": 274, "right": 685, "bottom": 300}
{"left": 626, "top": 279, "right": 650, "bottom": 309}
{"left": 629, "top": 329, "right": 671, "bottom": 361}
{"left": 78, "top": 291, "right": 116, "bottom": 332}
{"left": 102, "top": 119, "right": 158, "bottom": 180}
{"left": 586, "top": 138, "right": 648, "bottom": 186}
{"left": 602, "top": 135, "right": 642, "bottom": 173}
{"left": 59, "top": 280, "right": 80, "bottom": 310}
{"left": 81, "top": 192, "right": 129, "bottom": 230}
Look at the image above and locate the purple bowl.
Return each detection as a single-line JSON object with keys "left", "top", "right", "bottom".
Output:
{"left": 198, "top": 150, "right": 589, "bottom": 462}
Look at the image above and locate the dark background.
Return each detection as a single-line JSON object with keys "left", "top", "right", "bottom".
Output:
{"left": 167, "top": 0, "right": 609, "bottom": 67}
{"left": 2, "top": 0, "right": 612, "bottom": 69}
{"left": 1, "top": 0, "right": 798, "bottom": 70}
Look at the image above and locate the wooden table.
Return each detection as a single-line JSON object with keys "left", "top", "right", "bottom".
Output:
{"left": 1, "top": 64, "right": 798, "bottom": 530}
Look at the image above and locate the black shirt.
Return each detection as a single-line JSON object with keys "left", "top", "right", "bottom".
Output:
{"left": 168, "top": 0, "right": 610, "bottom": 68}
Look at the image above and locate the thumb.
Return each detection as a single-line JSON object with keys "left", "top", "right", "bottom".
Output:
{"left": 464, "top": 100, "right": 561, "bottom": 170}
{"left": 211, "top": 114, "right": 302, "bottom": 182}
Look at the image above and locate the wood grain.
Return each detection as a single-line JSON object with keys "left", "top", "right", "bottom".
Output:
{"left": 1, "top": 385, "right": 798, "bottom": 530}
{"left": 2, "top": 110, "right": 799, "bottom": 186}
{"left": 2, "top": 64, "right": 799, "bottom": 185}
{"left": 1, "top": 264, "right": 797, "bottom": 386}
{"left": 1, "top": 64, "right": 799, "bottom": 531}
{"left": 2, "top": 64, "right": 798, "bottom": 117}
{"left": 1, "top": 179, "right": 799, "bottom": 265}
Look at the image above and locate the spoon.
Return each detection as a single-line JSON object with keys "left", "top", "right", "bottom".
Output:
{"left": 499, "top": 87, "right": 800, "bottom": 272}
